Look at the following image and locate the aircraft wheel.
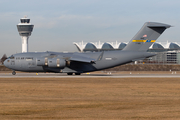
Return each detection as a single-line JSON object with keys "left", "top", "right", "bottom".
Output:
{"left": 12, "top": 71, "right": 16, "bottom": 75}
{"left": 75, "top": 73, "right": 81, "bottom": 75}
{"left": 67, "top": 73, "right": 73, "bottom": 75}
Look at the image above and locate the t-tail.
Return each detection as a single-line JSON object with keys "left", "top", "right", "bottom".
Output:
{"left": 123, "top": 22, "right": 171, "bottom": 51}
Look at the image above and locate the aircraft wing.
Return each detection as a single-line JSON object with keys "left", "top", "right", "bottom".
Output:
{"left": 69, "top": 52, "right": 96, "bottom": 63}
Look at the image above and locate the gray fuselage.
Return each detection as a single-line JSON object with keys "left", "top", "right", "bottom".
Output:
{"left": 4, "top": 51, "right": 154, "bottom": 73}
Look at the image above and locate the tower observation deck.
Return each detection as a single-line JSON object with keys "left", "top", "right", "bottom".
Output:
{"left": 17, "top": 16, "right": 34, "bottom": 53}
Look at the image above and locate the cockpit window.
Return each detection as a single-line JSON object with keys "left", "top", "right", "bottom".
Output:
{"left": 9, "top": 55, "right": 15, "bottom": 59}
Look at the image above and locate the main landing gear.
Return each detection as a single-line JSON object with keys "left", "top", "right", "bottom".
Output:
{"left": 75, "top": 73, "right": 81, "bottom": 75}
{"left": 67, "top": 73, "right": 73, "bottom": 75}
{"left": 12, "top": 71, "right": 16, "bottom": 75}
{"left": 67, "top": 73, "right": 81, "bottom": 75}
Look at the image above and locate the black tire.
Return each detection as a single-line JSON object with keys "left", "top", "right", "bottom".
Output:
{"left": 12, "top": 71, "right": 16, "bottom": 75}
{"left": 75, "top": 73, "right": 81, "bottom": 75}
{"left": 67, "top": 73, "right": 73, "bottom": 75}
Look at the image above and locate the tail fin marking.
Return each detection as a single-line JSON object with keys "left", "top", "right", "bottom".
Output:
{"left": 123, "top": 22, "right": 171, "bottom": 51}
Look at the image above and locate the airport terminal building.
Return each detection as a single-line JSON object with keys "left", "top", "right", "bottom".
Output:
{"left": 73, "top": 41, "right": 180, "bottom": 64}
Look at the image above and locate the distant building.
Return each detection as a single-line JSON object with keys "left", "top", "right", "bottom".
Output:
{"left": 73, "top": 41, "right": 180, "bottom": 64}
{"left": 74, "top": 41, "right": 128, "bottom": 52}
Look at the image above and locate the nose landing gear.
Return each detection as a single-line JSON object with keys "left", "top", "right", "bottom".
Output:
{"left": 12, "top": 71, "right": 16, "bottom": 75}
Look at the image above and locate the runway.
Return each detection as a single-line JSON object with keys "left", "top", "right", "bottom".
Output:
{"left": 1, "top": 72, "right": 180, "bottom": 78}
{"left": 1, "top": 73, "right": 180, "bottom": 119}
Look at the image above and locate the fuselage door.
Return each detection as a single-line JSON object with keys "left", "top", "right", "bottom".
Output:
{"left": 11, "top": 60, "right": 15, "bottom": 65}
{"left": 25, "top": 57, "right": 35, "bottom": 68}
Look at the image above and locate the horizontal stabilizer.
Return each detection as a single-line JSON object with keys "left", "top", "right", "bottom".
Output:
{"left": 147, "top": 22, "right": 171, "bottom": 28}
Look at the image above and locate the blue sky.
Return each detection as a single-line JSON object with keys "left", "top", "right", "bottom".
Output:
{"left": 0, "top": 0, "right": 180, "bottom": 57}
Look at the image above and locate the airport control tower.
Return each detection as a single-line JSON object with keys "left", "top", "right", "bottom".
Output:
{"left": 17, "top": 16, "right": 34, "bottom": 53}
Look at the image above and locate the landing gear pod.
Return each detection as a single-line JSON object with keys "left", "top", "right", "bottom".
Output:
{"left": 48, "top": 58, "right": 66, "bottom": 68}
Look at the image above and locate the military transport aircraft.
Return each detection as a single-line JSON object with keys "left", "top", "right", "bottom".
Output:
{"left": 4, "top": 22, "right": 171, "bottom": 75}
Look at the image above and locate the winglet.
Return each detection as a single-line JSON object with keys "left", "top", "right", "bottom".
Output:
{"left": 97, "top": 51, "right": 104, "bottom": 61}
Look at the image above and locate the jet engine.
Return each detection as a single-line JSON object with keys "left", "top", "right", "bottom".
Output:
{"left": 36, "top": 57, "right": 66, "bottom": 68}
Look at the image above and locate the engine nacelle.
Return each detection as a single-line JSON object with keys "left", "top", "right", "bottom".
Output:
{"left": 37, "top": 57, "right": 48, "bottom": 66}
{"left": 36, "top": 57, "right": 66, "bottom": 68}
{"left": 48, "top": 58, "right": 66, "bottom": 68}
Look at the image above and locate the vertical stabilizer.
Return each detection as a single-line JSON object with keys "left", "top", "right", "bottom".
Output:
{"left": 123, "top": 22, "right": 171, "bottom": 51}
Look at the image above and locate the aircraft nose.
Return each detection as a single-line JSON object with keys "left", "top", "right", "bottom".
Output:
{"left": 3, "top": 59, "right": 9, "bottom": 67}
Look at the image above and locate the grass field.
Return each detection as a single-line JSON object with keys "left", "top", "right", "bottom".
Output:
{"left": 0, "top": 78, "right": 180, "bottom": 120}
